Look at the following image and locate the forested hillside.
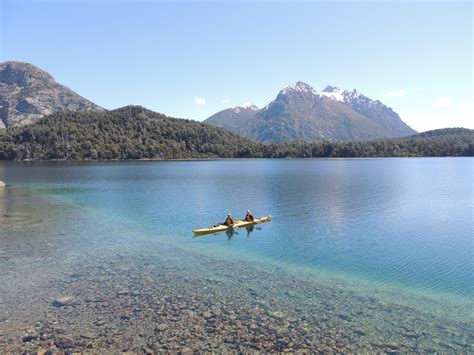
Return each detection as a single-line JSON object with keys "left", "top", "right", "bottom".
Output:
{"left": 0, "top": 106, "right": 261, "bottom": 160}
{"left": 0, "top": 107, "right": 472, "bottom": 160}
{"left": 262, "top": 128, "right": 474, "bottom": 158}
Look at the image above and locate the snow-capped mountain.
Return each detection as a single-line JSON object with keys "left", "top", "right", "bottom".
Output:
{"left": 320, "top": 86, "right": 416, "bottom": 137}
{"left": 205, "top": 104, "right": 260, "bottom": 137}
{"left": 232, "top": 104, "right": 259, "bottom": 114}
{"left": 205, "top": 81, "right": 416, "bottom": 142}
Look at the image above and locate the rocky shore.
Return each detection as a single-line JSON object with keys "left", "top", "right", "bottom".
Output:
{"left": 0, "top": 244, "right": 472, "bottom": 353}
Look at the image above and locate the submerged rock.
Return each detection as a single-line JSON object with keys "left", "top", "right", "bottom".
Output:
{"left": 22, "top": 334, "right": 38, "bottom": 342}
{"left": 52, "top": 295, "right": 75, "bottom": 307}
{"left": 116, "top": 290, "right": 130, "bottom": 296}
{"left": 154, "top": 323, "right": 169, "bottom": 332}
{"left": 54, "top": 335, "right": 76, "bottom": 349}
{"left": 1, "top": 236, "right": 472, "bottom": 353}
{"left": 202, "top": 311, "right": 213, "bottom": 319}
{"left": 0, "top": 181, "right": 5, "bottom": 187}
{"left": 272, "top": 311, "right": 284, "bottom": 318}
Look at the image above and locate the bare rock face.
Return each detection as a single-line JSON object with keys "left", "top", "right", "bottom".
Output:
{"left": 0, "top": 61, "right": 104, "bottom": 128}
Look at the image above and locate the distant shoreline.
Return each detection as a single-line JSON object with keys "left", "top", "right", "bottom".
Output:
{"left": 0, "top": 156, "right": 472, "bottom": 163}
{"left": 1, "top": 108, "right": 472, "bottom": 160}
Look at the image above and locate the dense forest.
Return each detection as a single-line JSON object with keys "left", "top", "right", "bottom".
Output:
{"left": 268, "top": 128, "right": 474, "bottom": 158}
{"left": 0, "top": 106, "right": 472, "bottom": 160}
{"left": 0, "top": 107, "right": 262, "bottom": 160}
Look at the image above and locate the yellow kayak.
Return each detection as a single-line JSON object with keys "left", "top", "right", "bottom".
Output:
{"left": 193, "top": 216, "right": 272, "bottom": 235}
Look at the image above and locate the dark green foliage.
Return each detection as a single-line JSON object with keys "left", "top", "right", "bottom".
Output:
{"left": 265, "top": 128, "right": 474, "bottom": 158}
{"left": 0, "top": 107, "right": 472, "bottom": 160}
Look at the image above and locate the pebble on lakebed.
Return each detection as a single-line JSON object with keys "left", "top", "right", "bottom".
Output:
{"left": 52, "top": 296, "right": 75, "bottom": 307}
{"left": 1, "top": 243, "right": 472, "bottom": 353}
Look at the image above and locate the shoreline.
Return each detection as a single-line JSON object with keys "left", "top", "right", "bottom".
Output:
{"left": 0, "top": 156, "right": 472, "bottom": 163}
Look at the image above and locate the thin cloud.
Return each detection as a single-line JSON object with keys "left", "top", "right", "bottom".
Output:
{"left": 383, "top": 89, "right": 407, "bottom": 97}
{"left": 222, "top": 99, "right": 231, "bottom": 104}
{"left": 433, "top": 96, "right": 453, "bottom": 108}
{"left": 194, "top": 97, "right": 206, "bottom": 105}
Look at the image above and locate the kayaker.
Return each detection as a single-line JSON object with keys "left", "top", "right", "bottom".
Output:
{"left": 223, "top": 213, "right": 235, "bottom": 227}
{"left": 244, "top": 210, "right": 255, "bottom": 222}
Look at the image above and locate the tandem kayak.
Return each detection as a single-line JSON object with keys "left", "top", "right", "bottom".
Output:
{"left": 193, "top": 216, "right": 272, "bottom": 235}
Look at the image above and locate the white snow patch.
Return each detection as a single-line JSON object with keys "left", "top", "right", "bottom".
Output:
{"left": 241, "top": 103, "right": 259, "bottom": 110}
{"left": 317, "top": 90, "right": 344, "bottom": 102}
{"left": 281, "top": 81, "right": 317, "bottom": 95}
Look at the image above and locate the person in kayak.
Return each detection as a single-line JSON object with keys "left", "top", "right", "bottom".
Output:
{"left": 223, "top": 213, "right": 235, "bottom": 227}
{"left": 244, "top": 210, "right": 255, "bottom": 222}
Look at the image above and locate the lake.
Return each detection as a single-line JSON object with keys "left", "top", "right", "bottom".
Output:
{"left": 0, "top": 158, "right": 472, "bottom": 352}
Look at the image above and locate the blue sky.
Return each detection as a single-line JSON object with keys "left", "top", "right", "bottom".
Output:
{"left": 1, "top": 0, "right": 472, "bottom": 131}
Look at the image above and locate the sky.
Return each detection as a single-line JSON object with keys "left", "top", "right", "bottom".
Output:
{"left": 1, "top": 0, "right": 472, "bottom": 132}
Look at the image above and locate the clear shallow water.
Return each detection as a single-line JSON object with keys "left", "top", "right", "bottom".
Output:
{"left": 1, "top": 159, "right": 472, "bottom": 297}
{"left": 0, "top": 159, "right": 473, "bottom": 352}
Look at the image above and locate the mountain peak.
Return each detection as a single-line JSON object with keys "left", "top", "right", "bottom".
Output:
{"left": 322, "top": 85, "right": 340, "bottom": 93}
{"left": 281, "top": 81, "right": 316, "bottom": 95}
{"left": 294, "top": 81, "right": 312, "bottom": 90}
{"left": 318, "top": 86, "right": 344, "bottom": 101}
{"left": 231, "top": 103, "right": 259, "bottom": 114}
{"left": 0, "top": 61, "right": 55, "bottom": 87}
{"left": 240, "top": 103, "right": 259, "bottom": 110}
{"left": 205, "top": 80, "right": 416, "bottom": 142}
{"left": 232, "top": 104, "right": 258, "bottom": 114}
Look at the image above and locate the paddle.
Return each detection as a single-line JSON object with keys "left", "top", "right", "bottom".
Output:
{"left": 233, "top": 219, "right": 243, "bottom": 229}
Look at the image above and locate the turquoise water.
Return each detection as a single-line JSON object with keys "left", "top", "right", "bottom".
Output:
{"left": 2, "top": 159, "right": 472, "bottom": 296}
{"left": 0, "top": 159, "right": 473, "bottom": 351}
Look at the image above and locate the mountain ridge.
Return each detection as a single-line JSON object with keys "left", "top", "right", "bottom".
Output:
{"left": 205, "top": 81, "right": 416, "bottom": 142}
